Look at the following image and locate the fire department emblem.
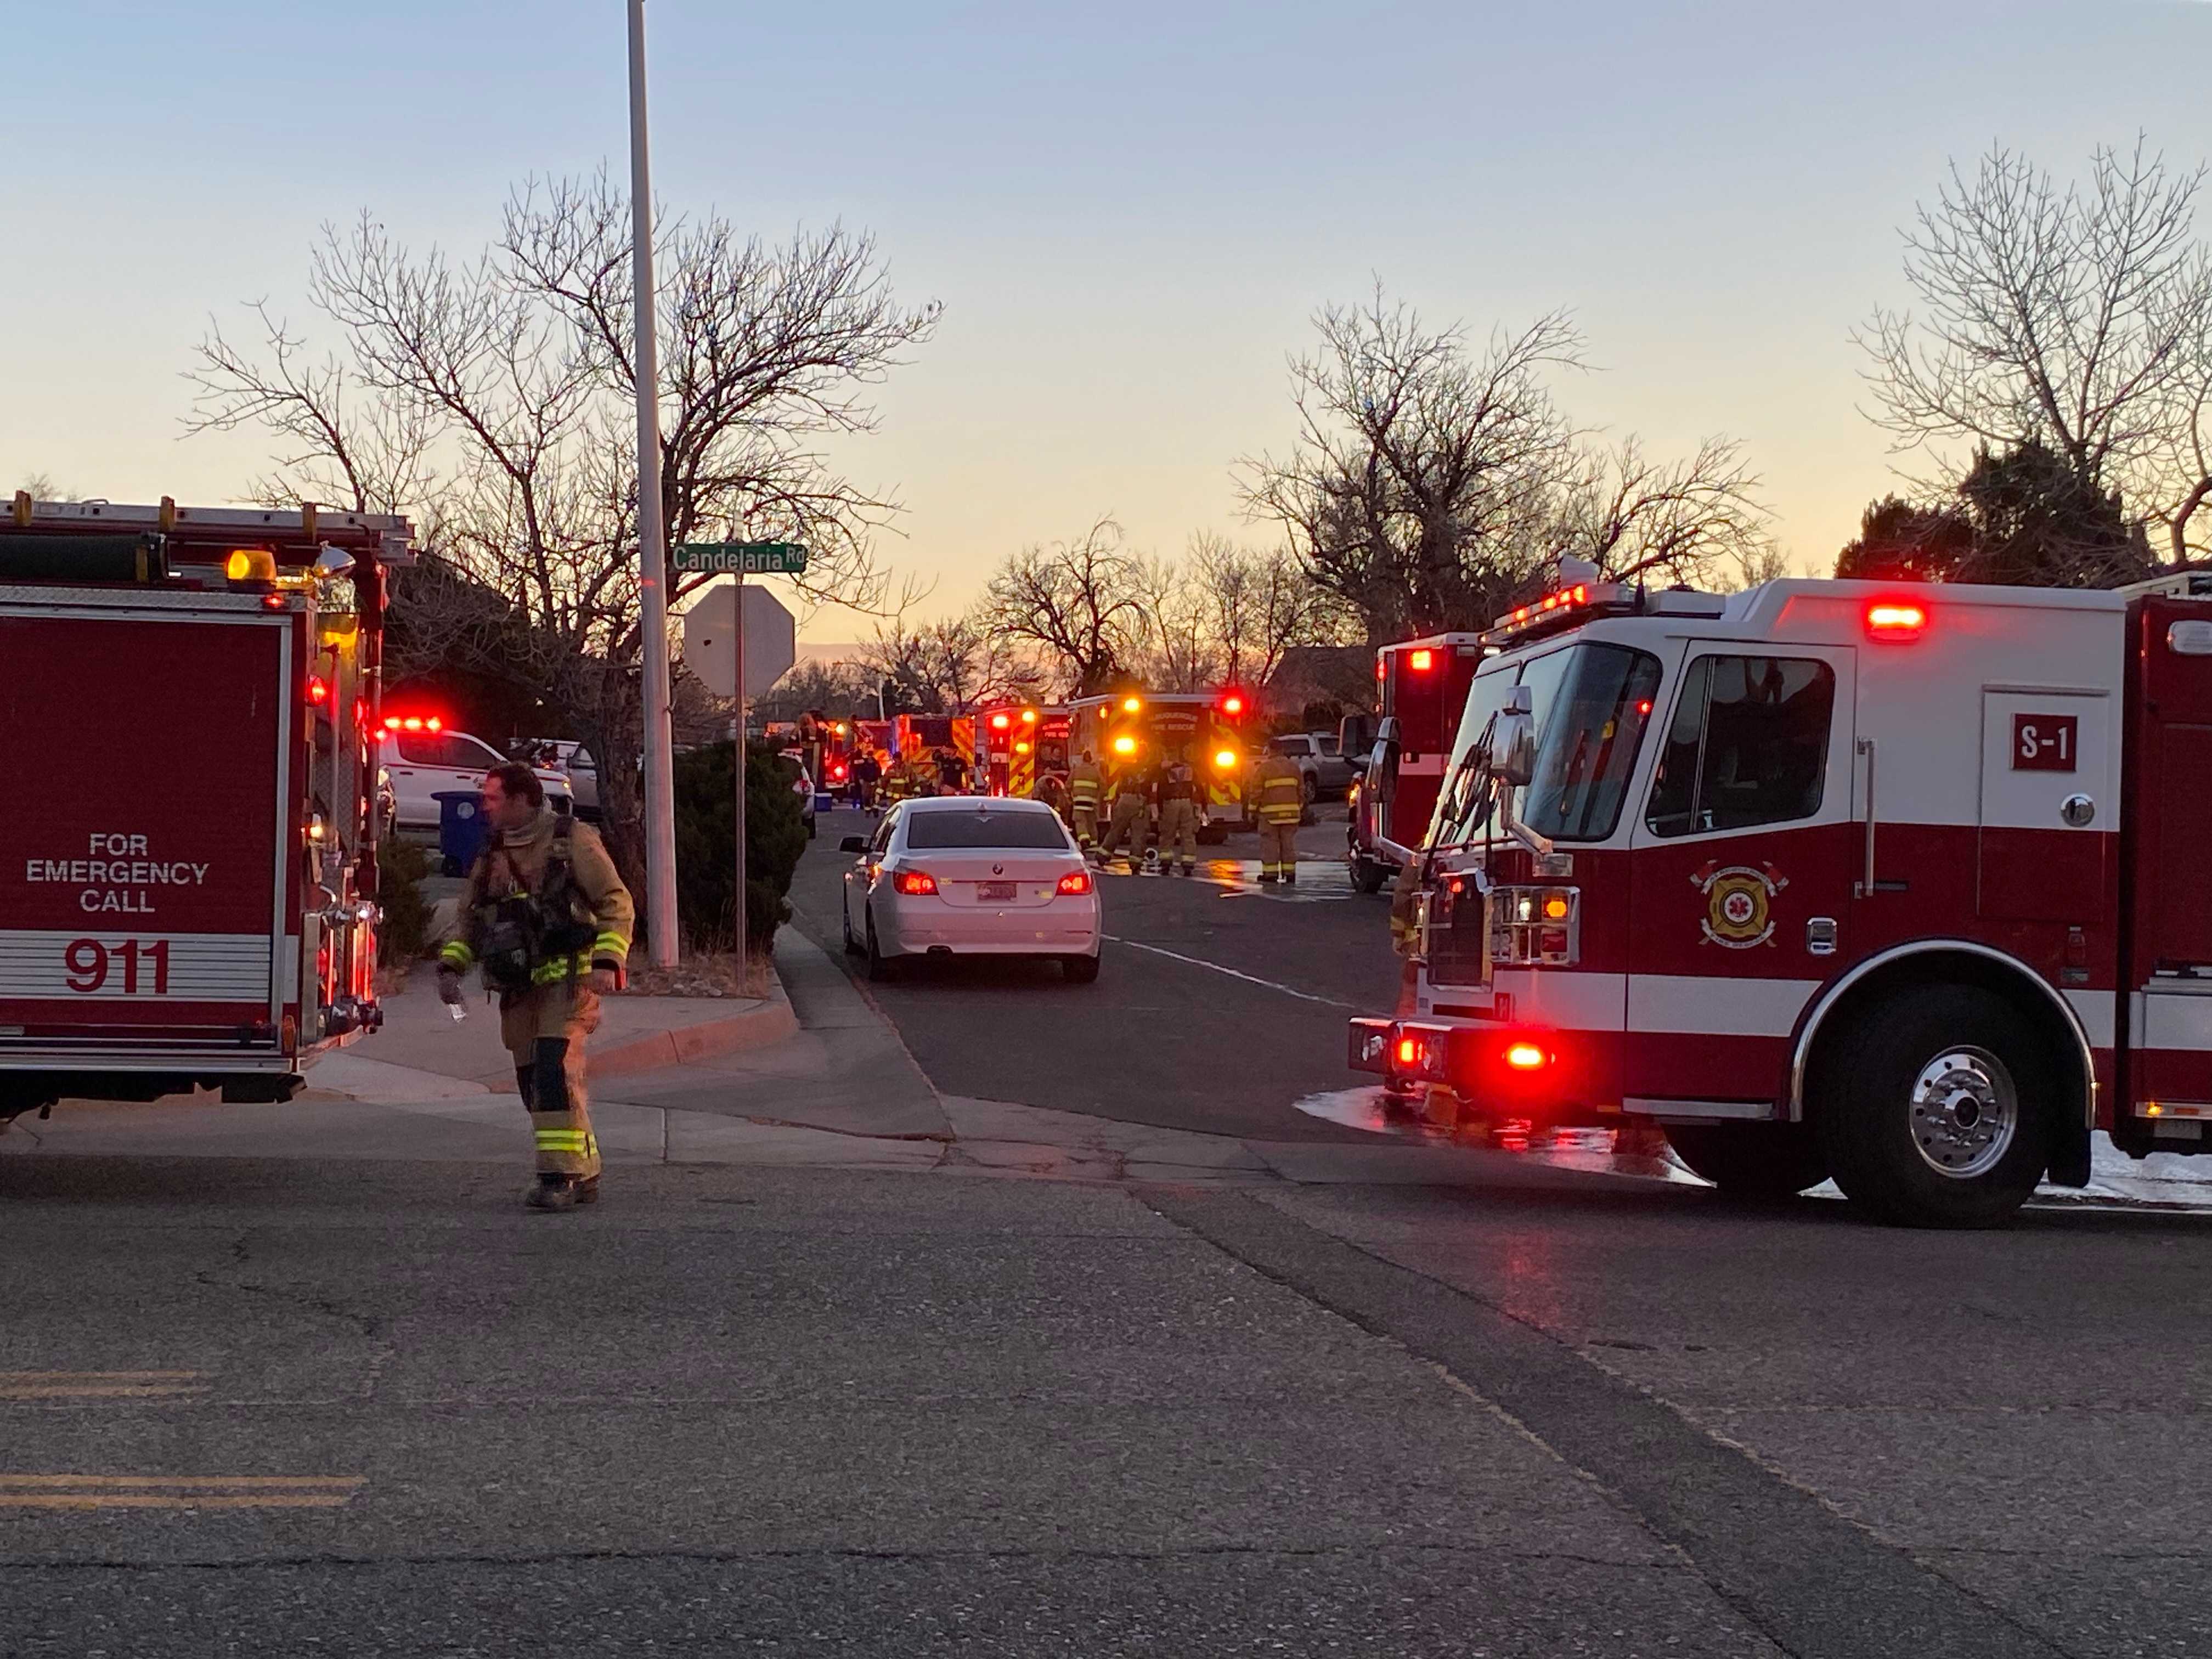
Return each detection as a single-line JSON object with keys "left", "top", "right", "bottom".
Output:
{"left": 1691, "top": 862, "right": 1786, "bottom": 949}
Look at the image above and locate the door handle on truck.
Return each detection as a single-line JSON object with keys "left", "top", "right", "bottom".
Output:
{"left": 1853, "top": 738, "right": 1875, "bottom": 899}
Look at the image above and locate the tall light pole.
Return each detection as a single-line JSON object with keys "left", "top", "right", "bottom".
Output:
{"left": 629, "top": 0, "right": 679, "bottom": 967}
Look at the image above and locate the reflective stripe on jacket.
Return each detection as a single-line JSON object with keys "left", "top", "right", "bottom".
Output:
{"left": 1256, "top": 759, "right": 1304, "bottom": 825}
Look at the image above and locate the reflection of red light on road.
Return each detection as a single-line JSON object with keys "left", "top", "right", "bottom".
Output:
{"left": 1505, "top": 1043, "right": 1547, "bottom": 1071}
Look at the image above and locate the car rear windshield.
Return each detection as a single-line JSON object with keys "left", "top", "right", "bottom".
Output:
{"left": 905, "top": 811, "right": 1070, "bottom": 850}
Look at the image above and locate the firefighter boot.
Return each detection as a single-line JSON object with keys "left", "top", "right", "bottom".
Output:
{"left": 527, "top": 1173, "right": 580, "bottom": 1212}
{"left": 1179, "top": 861, "right": 1195, "bottom": 877}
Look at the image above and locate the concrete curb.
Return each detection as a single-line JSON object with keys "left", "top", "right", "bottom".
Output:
{"left": 585, "top": 972, "right": 801, "bottom": 1081}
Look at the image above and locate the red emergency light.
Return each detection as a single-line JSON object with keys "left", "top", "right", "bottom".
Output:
{"left": 1220, "top": 692, "right": 1246, "bottom": 716}
{"left": 1866, "top": 601, "right": 1927, "bottom": 642}
{"left": 1504, "top": 1042, "right": 1549, "bottom": 1072}
{"left": 991, "top": 713, "right": 1012, "bottom": 731}
{"left": 1408, "top": 649, "right": 1435, "bottom": 672}
{"left": 306, "top": 675, "right": 330, "bottom": 707}
{"left": 1021, "top": 708, "right": 1039, "bottom": 724}
{"left": 381, "top": 715, "right": 445, "bottom": 733}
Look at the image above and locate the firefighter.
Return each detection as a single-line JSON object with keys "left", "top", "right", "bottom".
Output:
{"left": 1069, "top": 748, "right": 1103, "bottom": 850}
{"left": 1035, "top": 769, "right": 1074, "bottom": 827}
{"left": 437, "top": 763, "right": 634, "bottom": 1212}
{"left": 1254, "top": 744, "right": 1305, "bottom": 884}
{"left": 1095, "top": 753, "right": 1151, "bottom": 871}
{"left": 1156, "top": 746, "right": 1201, "bottom": 876}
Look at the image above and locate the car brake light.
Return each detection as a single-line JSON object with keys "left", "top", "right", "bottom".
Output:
{"left": 1504, "top": 1042, "right": 1548, "bottom": 1071}
{"left": 894, "top": 870, "right": 939, "bottom": 896}
{"left": 1057, "top": 871, "right": 1093, "bottom": 896}
{"left": 1866, "top": 601, "right": 1927, "bottom": 641}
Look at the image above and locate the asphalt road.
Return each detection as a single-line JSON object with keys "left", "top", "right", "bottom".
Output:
{"left": 788, "top": 807, "right": 1395, "bottom": 1143}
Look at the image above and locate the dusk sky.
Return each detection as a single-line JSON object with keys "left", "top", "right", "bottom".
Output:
{"left": 7, "top": 1, "right": 2210, "bottom": 641}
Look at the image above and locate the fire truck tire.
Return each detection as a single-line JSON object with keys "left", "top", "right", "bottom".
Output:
{"left": 1662, "top": 1123, "right": 1828, "bottom": 1200}
{"left": 1351, "top": 855, "right": 1389, "bottom": 895}
{"left": 1812, "top": 985, "right": 2053, "bottom": 1228}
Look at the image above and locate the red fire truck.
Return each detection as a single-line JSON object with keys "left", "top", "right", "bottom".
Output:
{"left": 1349, "top": 571, "right": 2212, "bottom": 1227}
{"left": 1347, "top": 633, "right": 1487, "bottom": 893}
{"left": 0, "top": 496, "right": 410, "bottom": 1127}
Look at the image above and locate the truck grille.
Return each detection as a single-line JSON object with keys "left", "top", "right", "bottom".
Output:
{"left": 1424, "top": 885, "right": 1489, "bottom": 987}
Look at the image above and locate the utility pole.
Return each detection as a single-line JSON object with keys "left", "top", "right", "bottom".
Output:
{"left": 629, "top": 0, "right": 679, "bottom": 967}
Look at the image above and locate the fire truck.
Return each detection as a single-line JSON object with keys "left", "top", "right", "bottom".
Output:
{"left": 1347, "top": 633, "right": 1487, "bottom": 893}
{"left": 0, "top": 496, "right": 408, "bottom": 1127}
{"left": 1348, "top": 569, "right": 2212, "bottom": 1227}
{"left": 1067, "top": 690, "right": 1256, "bottom": 840}
{"left": 976, "top": 703, "right": 1071, "bottom": 797}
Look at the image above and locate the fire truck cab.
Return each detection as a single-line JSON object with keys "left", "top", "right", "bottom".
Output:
{"left": 1350, "top": 571, "right": 2212, "bottom": 1227}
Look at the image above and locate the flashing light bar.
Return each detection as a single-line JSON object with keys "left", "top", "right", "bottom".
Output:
{"left": 381, "top": 715, "right": 445, "bottom": 733}
{"left": 1481, "top": 582, "right": 1633, "bottom": 647}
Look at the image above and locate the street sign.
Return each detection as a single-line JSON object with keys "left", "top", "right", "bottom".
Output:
{"left": 673, "top": 541, "right": 809, "bottom": 576}
{"left": 681, "top": 581, "right": 795, "bottom": 699}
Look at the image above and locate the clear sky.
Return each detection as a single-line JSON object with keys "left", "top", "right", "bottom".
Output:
{"left": 5, "top": 1, "right": 2209, "bottom": 641}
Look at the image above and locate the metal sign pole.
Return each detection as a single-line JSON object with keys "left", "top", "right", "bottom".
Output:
{"left": 733, "top": 571, "right": 748, "bottom": 963}
{"left": 629, "top": 0, "right": 680, "bottom": 967}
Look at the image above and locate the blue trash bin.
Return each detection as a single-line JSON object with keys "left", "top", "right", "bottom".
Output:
{"left": 433, "top": 791, "right": 488, "bottom": 878}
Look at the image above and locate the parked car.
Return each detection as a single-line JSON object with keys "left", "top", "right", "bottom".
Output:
{"left": 777, "top": 747, "right": 817, "bottom": 838}
{"left": 518, "top": 739, "right": 601, "bottom": 822}
{"left": 379, "top": 724, "right": 571, "bottom": 832}
{"left": 838, "top": 796, "right": 1101, "bottom": 983}
{"left": 1265, "top": 731, "right": 1361, "bottom": 802}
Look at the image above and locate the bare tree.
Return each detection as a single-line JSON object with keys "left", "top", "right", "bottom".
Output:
{"left": 187, "top": 176, "right": 939, "bottom": 910}
{"left": 1131, "top": 552, "right": 1217, "bottom": 692}
{"left": 859, "top": 613, "right": 1042, "bottom": 713}
{"left": 1543, "top": 435, "right": 1774, "bottom": 586}
{"left": 1857, "top": 138, "right": 2212, "bottom": 565}
{"left": 978, "top": 517, "right": 1147, "bottom": 696}
{"left": 1242, "top": 290, "right": 1580, "bottom": 640}
{"left": 1187, "top": 532, "right": 1347, "bottom": 689}
{"left": 1244, "top": 289, "right": 1772, "bottom": 636}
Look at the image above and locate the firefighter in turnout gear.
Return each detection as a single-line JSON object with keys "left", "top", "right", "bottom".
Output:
{"left": 1095, "top": 755, "right": 1152, "bottom": 871}
{"left": 438, "top": 764, "right": 635, "bottom": 1212}
{"left": 1254, "top": 746, "right": 1305, "bottom": 885}
{"left": 1069, "top": 748, "right": 1103, "bottom": 850}
{"left": 1156, "top": 748, "right": 1201, "bottom": 876}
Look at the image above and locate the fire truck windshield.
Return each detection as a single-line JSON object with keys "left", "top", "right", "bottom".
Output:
{"left": 1431, "top": 643, "right": 1661, "bottom": 847}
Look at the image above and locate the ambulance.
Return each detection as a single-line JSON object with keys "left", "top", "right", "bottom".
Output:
{"left": 0, "top": 496, "right": 408, "bottom": 1127}
{"left": 1067, "top": 690, "right": 1256, "bottom": 841}
{"left": 1349, "top": 567, "right": 2212, "bottom": 1226}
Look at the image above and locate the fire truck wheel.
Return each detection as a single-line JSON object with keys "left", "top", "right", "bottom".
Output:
{"left": 1661, "top": 1122, "right": 1828, "bottom": 1200}
{"left": 1351, "top": 855, "right": 1389, "bottom": 895}
{"left": 1813, "top": 985, "right": 2053, "bottom": 1228}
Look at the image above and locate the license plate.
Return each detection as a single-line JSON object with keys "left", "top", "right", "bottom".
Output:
{"left": 978, "top": 882, "right": 1018, "bottom": 903}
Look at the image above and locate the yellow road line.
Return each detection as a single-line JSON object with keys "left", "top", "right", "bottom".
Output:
{"left": 0, "top": 1371, "right": 209, "bottom": 1400}
{"left": 0, "top": 1475, "right": 364, "bottom": 1489}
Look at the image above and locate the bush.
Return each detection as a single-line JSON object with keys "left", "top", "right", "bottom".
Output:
{"left": 674, "top": 740, "right": 808, "bottom": 955}
{"left": 377, "top": 838, "right": 433, "bottom": 966}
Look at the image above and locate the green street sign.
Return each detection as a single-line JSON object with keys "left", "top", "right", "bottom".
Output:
{"left": 672, "top": 541, "right": 809, "bottom": 576}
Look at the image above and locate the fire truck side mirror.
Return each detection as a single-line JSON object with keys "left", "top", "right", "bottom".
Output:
{"left": 1490, "top": 687, "right": 1537, "bottom": 788}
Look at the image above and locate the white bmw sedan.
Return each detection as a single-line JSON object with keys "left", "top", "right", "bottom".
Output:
{"left": 840, "top": 797, "right": 1102, "bottom": 983}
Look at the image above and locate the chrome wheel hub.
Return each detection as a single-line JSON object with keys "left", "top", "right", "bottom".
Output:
{"left": 1908, "top": 1046, "right": 2018, "bottom": 1180}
